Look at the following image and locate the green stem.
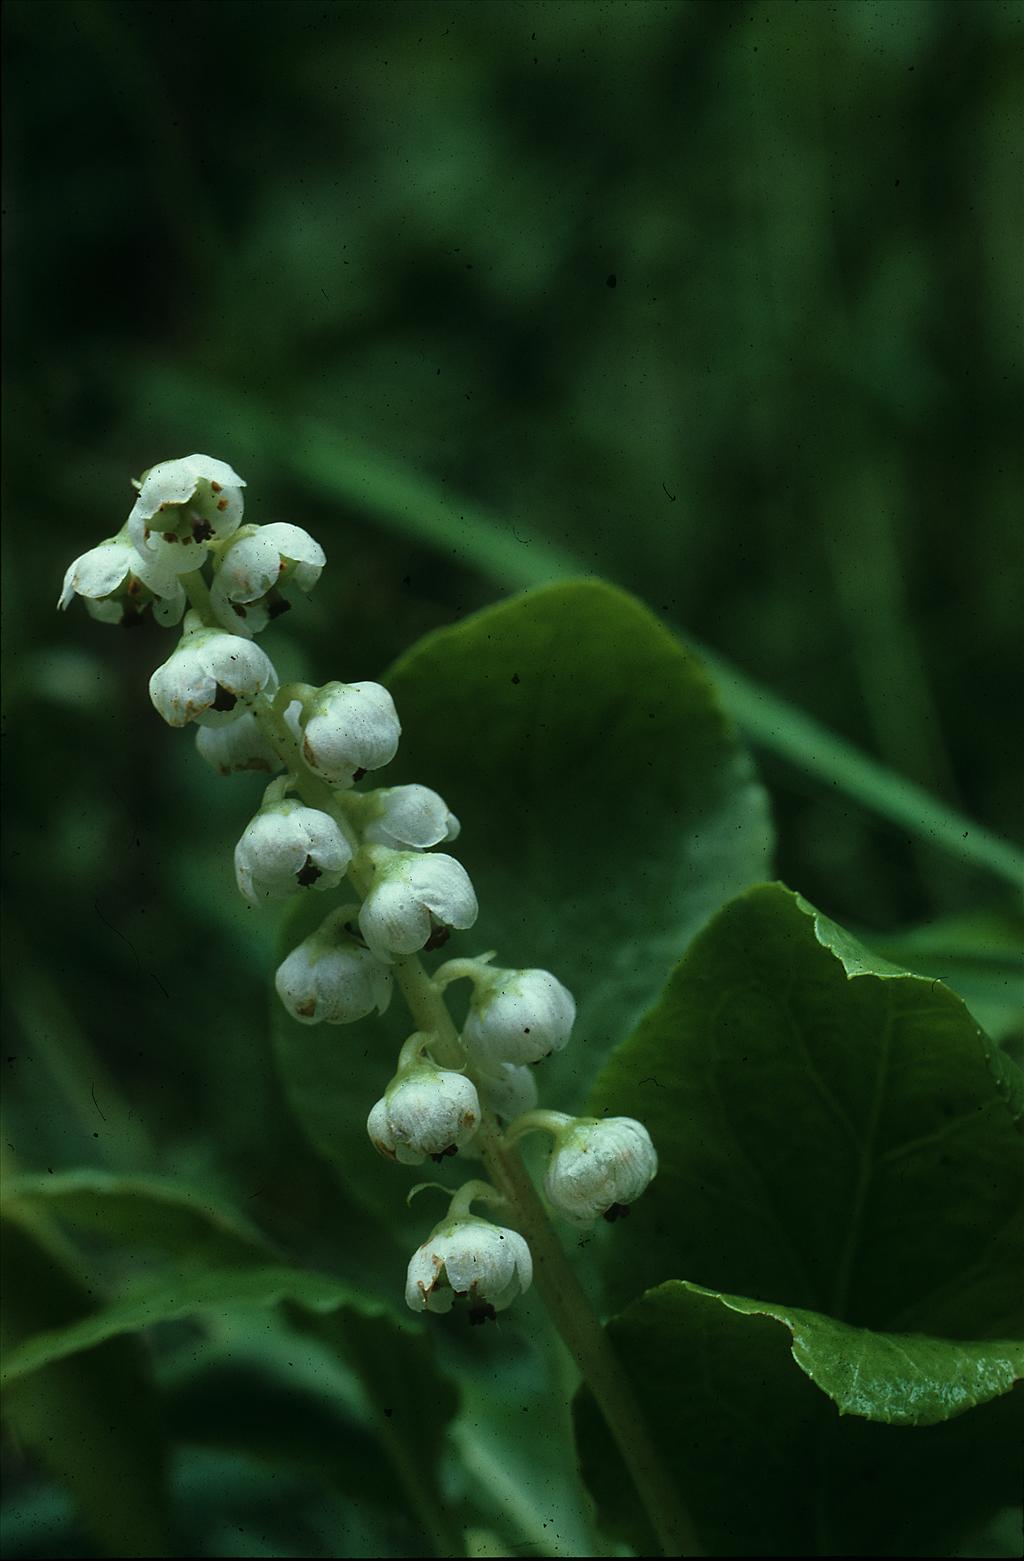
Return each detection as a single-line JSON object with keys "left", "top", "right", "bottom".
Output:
{"left": 180, "top": 569, "right": 213, "bottom": 621}
{"left": 502, "top": 1108, "right": 573, "bottom": 1146}
{"left": 478, "top": 1121, "right": 703, "bottom": 1558}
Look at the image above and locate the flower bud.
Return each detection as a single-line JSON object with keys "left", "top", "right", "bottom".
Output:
{"left": 299, "top": 681, "right": 401, "bottom": 787}
{"left": 362, "top": 785, "right": 460, "bottom": 850}
{"left": 544, "top": 1117, "right": 658, "bottom": 1226}
{"left": 196, "top": 711, "right": 284, "bottom": 777}
{"left": 128, "top": 454, "right": 246, "bottom": 575}
{"left": 275, "top": 913, "right": 392, "bottom": 1024}
{"left": 58, "top": 533, "right": 186, "bottom": 627}
{"left": 358, "top": 847, "right": 478, "bottom": 962}
{"left": 405, "top": 1215, "right": 532, "bottom": 1322}
{"left": 149, "top": 621, "right": 276, "bottom": 728}
{"left": 476, "top": 1062, "right": 538, "bottom": 1125}
{"left": 462, "top": 967, "right": 575, "bottom": 1067}
{"left": 234, "top": 798, "right": 352, "bottom": 904}
{"left": 210, "top": 523, "right": 326, "bottom": 638}
{"left": 368, "top": 1063, "right": 480, "bottom": 1165}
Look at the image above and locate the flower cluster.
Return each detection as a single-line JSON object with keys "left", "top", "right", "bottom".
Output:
{"left": 59, "top": 454, "right": 658, "bottom": 1324}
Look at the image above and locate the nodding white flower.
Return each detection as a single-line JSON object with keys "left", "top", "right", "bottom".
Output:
{"left": 362, "top": 785, "right": 460, "bottom": 850}
{"left": 358, "top": 847, "right": 478, "bottom": 962}
{"left": 210, "top": 523, "right": 326, "bottom": 638}
{"left": 58, "top": 533, "right": 186, "bottom": 627}
{"left": 196, "top": 711, "right": 284, "bottom": 777}
{"left": 368, "top": 1064, "right": 480, "bottom": 1165}
{"left": 149, "top": 621, "right": 276, "bottom": 728}
{"left": 234, "top": 798, "right": 352, "bottom": 904}
{"left": 462, "top": 967, "right": 575, "bottom": 1067}
{"left": 275, "top": 913, "right": 392, "bottom": 1024}
{"left": 476, "top": 1062, "right": 538, "bottom": 1126}
{"left": 405, "top": 1215, "right": 532, "bottom": 1322}
{"left": 299, "top": 681, "right": 401, "bottom": 787}
{"left": 127, "top": 454, "right": 246, "bottom": 575}
{"left": 544, "top": 1117, "right": 658, "bottom": 1227}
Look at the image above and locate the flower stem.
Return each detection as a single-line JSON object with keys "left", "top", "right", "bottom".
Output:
{"left": 478, "top": 1120, "right": 703, "bottom": 1559}
{"left": 391, "top": 972, "right": 701, "bottom": 1555}
{"left": 180, "top": 568, "right": 213, "bottom": 620}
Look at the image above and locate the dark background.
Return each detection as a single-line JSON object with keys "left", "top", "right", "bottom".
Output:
{"left": 2, "top": 0, "right": 1022, "bottom": 1552}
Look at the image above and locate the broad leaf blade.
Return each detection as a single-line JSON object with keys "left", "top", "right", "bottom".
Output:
{"left": 574, "top": 1282, "right": 1024, "bottom": 1558}
{"left": 587, "top": 882, "right": 1024, "bottom": 1332}
{"left": 687, "top": 1282, "right": 1024, "bottom": 1426}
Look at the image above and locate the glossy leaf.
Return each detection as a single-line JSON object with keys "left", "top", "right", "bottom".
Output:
{"left": 576, "top": 884, "right": 1024, "bottom": 1554}
{"left": 686, "top": 1282, "right": 1022, "bottom": 1426}
{"left": 575, "top": 1281, "right": 1024, "bottom": 1557}
{"left": 587, "top": 883, "right": 1024, "bottom": 1332}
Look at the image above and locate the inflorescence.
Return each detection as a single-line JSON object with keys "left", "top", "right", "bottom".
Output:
{"left": 60, "top": 454, "right": 659, "bottom": 1322}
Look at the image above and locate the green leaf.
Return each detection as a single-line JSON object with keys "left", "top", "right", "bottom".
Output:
{"left": 164, "top": 1343, "right": 459, "bottom": 1557}
{"left": 1, "top": 1263, "right": 395, "bottom": 1387}
{"left": 867, "top": 908, "right": 1024, "bottom": 1046}
{"left": 1, "top": 1211, "right": 172, "bottom": 1558}
{"left": 274, "top": 579, "right": 772, "bottom": 1223}
{"left": 3, "top": 1170, "right": 275, "bottom": 1267}
{"left": 293, "top": 1306, "right": 462, "bottom": 1557}
{"left": 163, "top": 1357, "right": 386, "bottom": 1494}
{"left": 574, "top": 1281, "right": 1024, "bottom": 1557}
{"left": 685, "top": 1282, "right": 1023, "bottom": 1426}
{"left": 587, "top": 882, "right": 1024, "bottom": 1334}
{"left": 576, "top": 886, "right": 1023, "bottom": 1554}
{"left": 3, "top": 1240, "right": 463, "bottom": 1550}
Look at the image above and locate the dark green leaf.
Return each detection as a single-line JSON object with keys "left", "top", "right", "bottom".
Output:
{"left": 1, "top": 1211, "right": 172, "bottom": 1558}
{"left": 3, "top": 1170, "right": 274, "bottom": 1268}
{"left": 293, "top": 1306, "right": 462, "bottom": 1557}
{"left": 684, "top": 1282, "right": 1022, "bottom": 1426}
{"left": 163, "top": 1357, "right": 382, "bottom": 1492}
{"left": 1, "top": 1263, "right": 395, "bottom": 1386}
{"left": 574, "top": 1281, "right": 1024, "bottom": 1557}
{"left": 587, "top": 883, "right": 1024, "bottom": 1333}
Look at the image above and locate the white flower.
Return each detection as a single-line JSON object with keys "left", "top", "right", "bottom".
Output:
{"left": 58, "top": 533, "right": 186, "bottom": 627}
{"left": 475, "top": 1062, "right": 538, "bottom": 1126}
{"left": 149, "top": 622, "right": 276, "bottom": 728}
{"left": 358, "top": 847, "right": 478, "bottom": 962}
{"left": 368, "top": 1064, "right": 480, "bottom": 1165}
{"left": 362, "top": 785, "right": 460, "bottom": 850}
{"left": 299, "top": 681, "right": 401, "bottom": 787}
{"left": 127, "top": 454, "right": 246, "bottom": 575}
{"left": 544, "top": 1117, "right": 658, "bottom": 1227}
{"left": 275, "top": 915, "right": 392, "bottom": 1024}
{"left": 405, "top": 1215, "right": 532, "bottom": 1321}
{"left": 234, "top": 798, "right": 352, "bottom": 904}
{"left": 462, "top": 967, "right": 575, "bottom": 1067}
{"left": 210, "top": 523, "right": 326, "bottom": 638}
{"left": 196, "top": 711, "right": 284, "bottom": 777}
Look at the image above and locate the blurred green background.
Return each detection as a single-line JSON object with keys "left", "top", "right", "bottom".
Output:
{"left": 2, "top": 0, "right": 1022, "bottom": 1554}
